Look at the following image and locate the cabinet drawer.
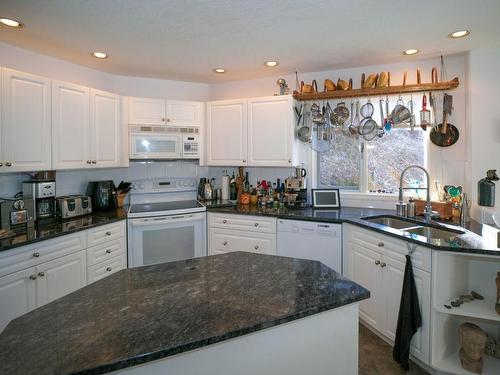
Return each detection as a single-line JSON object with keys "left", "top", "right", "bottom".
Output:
{"left": 0, "top": 232, "right": 86, "bottom": 278}
{"left": 87, "top": 238, "right": 125, "bottom": 266}
{"left": 209, "top": 228, "right": 276, "bottom": 255}
{"left": 348, "top": 225, "right": 431, "bottom": 272}
{"left": 87, "top": 253, "right": 126, "bottom": 284}
{"left": 208, "top": 213, "right": 276, "bottom": 233}
{"left": 86, "top": 221, "right": 125, "bottom": 247}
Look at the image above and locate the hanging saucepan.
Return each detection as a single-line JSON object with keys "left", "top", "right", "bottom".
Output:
{"left": 430, "top": 94, "right": 459, "bottom": 147}
{"left": 331, "top": 102, "right": 350, "bottom": 127}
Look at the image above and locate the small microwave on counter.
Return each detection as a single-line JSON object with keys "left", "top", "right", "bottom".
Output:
{"left": 129, "top": 125, "right": 200, "bottom": 160}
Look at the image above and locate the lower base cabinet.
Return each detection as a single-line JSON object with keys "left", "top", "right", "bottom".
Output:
{"left": 207, "top": 213, "right": 277, "bottom": 255}
{"left": 0, "top": 220, "right": 126, "bottom": 332}
{"left": 344, "top": 224, "right": 431, "bottom": 366}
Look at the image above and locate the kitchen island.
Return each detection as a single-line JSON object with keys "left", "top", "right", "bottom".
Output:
{"left": 0, "top": 252, "right": 369, "bottom": 375}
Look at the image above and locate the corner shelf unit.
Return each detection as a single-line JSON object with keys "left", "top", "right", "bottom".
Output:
{"left": 292, "top": 77, "right": 459, "bottom": 101}
{"left": 431, "top": 251, "right": 500, "bottom": 375}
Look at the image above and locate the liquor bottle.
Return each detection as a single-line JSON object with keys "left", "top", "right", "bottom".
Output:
{"left": 244, "top": 172, "right": 250, "bottom": 193}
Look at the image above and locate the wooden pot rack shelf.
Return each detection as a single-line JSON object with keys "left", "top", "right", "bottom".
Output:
{"left": 292, "top": 77, "right": 459, "bottom": 101}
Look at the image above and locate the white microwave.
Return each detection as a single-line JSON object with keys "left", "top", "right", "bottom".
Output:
{"left": 130, "top": 126, "right": 199, "bottom": 160}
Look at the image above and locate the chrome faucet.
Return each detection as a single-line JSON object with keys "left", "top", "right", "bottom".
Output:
{"left": 398, "top": 165, "right": 437, "bottom": 223}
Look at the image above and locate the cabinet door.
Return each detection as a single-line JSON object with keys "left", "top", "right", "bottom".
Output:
{"left": 209, "top": 228, "right": 276, "bottom": 256}
{"left": 0, "top": 267, "right": 37, "bottom": 332}
{"left": 247, "top": 96, "right": 294, "bottom": 167}
{"left": 128, "top": 97, "right": 166, "bottom": 125}
{"left": 1, "top": 68, "right": 51, "bottom": 172}
{"left": 166, "top": 100, "right": 204, "bottom": 127}
{"left": 207, "top": 100, "right": 247, "bottom": 166}
{"left": 90, "top": 89, "right": 120, "bottom": 167}
{"left": 36, "top": 250, "right": 86, "bottom": 307}
{"left": 52, "top": 81, "right": 90, "bottom": 169}
{"left": 348, "top": 243, "right": 382, "bottom": 330}
{"left": 382, "top": 254, "right": 431, "bottom": 365}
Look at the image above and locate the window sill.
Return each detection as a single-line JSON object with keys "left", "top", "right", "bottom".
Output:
{"left": 339, "top": 191, "right": 398, "bottom": 209}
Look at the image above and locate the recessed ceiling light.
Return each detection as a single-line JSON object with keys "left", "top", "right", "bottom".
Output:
{"left": 265, "top": 61, "right": 278, "bottom": 67}
{"left": 449, "top": 30, "right": 470, "bottom": 39}
{"left": 213, "top": 68, "right": 226, "bottom": 73}
{"left": 0, "top": 18, "right": 23, "bottom": 28}
{"left": 403, "top": 49, "right": 419, "bottom": 56}
{"left": 92, "top": 52, "right": 108, "bottom": 59}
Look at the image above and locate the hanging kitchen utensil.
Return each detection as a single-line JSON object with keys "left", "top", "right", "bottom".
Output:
{"left": 430, "top": 93, "right": 459, "bottom": 147}
{"left": 331, "top": 102, "right": 350, "bottom": 127}
{"left": 378, "top": 97, "right": 385, "bottom": 138}
{"left": 360, "top": 99, "right": 374, "bottom": 119}
{"left": 388, "top": 97, "right": 411, "bottom": 126}
{"left": 297, "top": 103, "right": 311, "bottom": 143}
{"left": 294, "top": 104, "right": 303, "bottom": 128}
{"left": 384, "top": 95, "right": 392, "bottom": 132}
{"left": 349, "top": 100, "right": 361, "bottom": 136}
{"left": 420, "top": 94, "right": 431, "bottom": 130}
{"left": 408, "top": 94, "right": 416, "bottom": 131}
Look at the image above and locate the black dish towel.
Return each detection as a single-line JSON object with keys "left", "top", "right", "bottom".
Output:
{"left": 393, "top": 254, "right": 422, "bottom": 371}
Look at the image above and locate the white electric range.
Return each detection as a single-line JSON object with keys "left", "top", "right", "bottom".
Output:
{"left": 127, "top": 178, "right": 206, "bottom": 268}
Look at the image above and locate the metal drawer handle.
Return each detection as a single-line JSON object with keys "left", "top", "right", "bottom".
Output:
{"left": 106, "top": 267, "right": 112, "bottom": 272}
{"left": 222, "top": 220, "right": 227, "bottom": 224}
{"left": 33, "top": 252, "right": 40, "bottom": 258}
{"left": 38, "top": 272, "right": 45, "bottom": 277}
{"left": 5, "top": 162, "right": 12, "bottom": 167}
{"left": 223, "top": 241, "right": 228, "bottom": 246}
{"left": 254, "top": 245, "right": 259, "bottom": 250}
{"left": 0, "top": 162, "right": 3, "bottom": 167}
{"left": 254, "top": 223, "right": 259, "bottom": 227}
{"left": 86, "top": 160, "right": 92, "bottom": 164}
{"left": 106, "top": 249, "right": 112, "bottom": 254}
{"left": 377, "top": 242, "right": 384, "bottom": 247}
{"left": 380, "top": 262, "right": 387, "bottom": 268}
{"left": 105, "top": 231, "right": 112, "bottom": 236}
{"left": 91, "top": 160, "right": 97, "bottom": 164}
{"left": 242, "top": 159, "right": 246, "bottom": 163}
{"left": 375, "top": 260, "right": 381, "bottom": 266}
{"left": 29, "top": 274, "right": 37, "bottom": 280}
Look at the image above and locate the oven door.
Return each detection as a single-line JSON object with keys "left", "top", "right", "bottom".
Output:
{"left": 128, "top": 212, "right": 206, "bottom": 267}
{"left": 130, "top": 132, "right": 182, "bottom": 159}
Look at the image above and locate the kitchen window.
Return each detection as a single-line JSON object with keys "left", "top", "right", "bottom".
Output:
{"left": 317, "top": 128, "right": 427, "bottom": 193}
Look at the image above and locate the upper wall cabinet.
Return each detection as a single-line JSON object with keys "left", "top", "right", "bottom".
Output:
{"left": 128, "top": 97, "right": 204, "bottom": 127}
{"left": 90, "top": 89, "right": 121, "bottom": 168}
{"left": 207, "top": 99, "right": 248, "bottom": 166}
{"left": 207, "top": 95, "right": 299, "bottom": 167}
{"left": 53, "top": 82, "right": 122, "bottom": 170}
{"left": 52, "top": 81, "right": 90, "bottom": 169}
{"left": 247, "top": 96, "right": 295, "bottom": 167}
{"left": 0, "top": 68, "right": 51, "bottom": 172}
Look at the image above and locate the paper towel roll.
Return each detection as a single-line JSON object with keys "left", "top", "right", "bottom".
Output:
{"left": 221, "top": 175, "right": 230, "bottom": 200}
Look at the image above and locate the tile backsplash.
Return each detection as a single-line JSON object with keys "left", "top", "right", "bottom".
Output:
{"left": 0, "top": 161, "right": 295, "bottom": 199}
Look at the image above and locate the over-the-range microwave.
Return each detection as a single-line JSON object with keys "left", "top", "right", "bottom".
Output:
{"left": 129, "top": 125, "right": 200, "bottom": 160}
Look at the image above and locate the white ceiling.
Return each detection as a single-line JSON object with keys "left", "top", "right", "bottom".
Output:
{"left": 0, "top": 0, "right": 499, "bottom": 83}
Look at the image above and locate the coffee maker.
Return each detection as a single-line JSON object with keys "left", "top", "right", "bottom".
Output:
{"left": 23, "top": 181, "right": 57, "bottom": 224}
{"left": 285, "top": 168, "right": 308, "bottom": 207}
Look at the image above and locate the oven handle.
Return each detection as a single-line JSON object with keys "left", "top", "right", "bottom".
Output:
{"left": 130, "top": 214, "right": 204, "bottom": 226}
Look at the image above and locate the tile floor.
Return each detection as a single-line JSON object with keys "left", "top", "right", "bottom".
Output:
{"left": 359, "top": 324, "right": 430, "bottom": 375}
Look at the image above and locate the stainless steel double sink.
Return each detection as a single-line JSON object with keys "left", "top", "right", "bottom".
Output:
{"left": 361, "top": 216, "right": 465, "bottom": 241}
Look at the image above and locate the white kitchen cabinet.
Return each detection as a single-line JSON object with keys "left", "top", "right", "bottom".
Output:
{"left": 207, "top": 99, "right": 248, "bottom": 166}
{"left": 52, "top": 80, "right": 90, "bottom": 169}
{"left": 208, "top": 213, "right": 277, "bottom": 255}
{"left": 349, "top": 242, "right": 382, "bottom": 330}
{"left": 247, "top": 96, "right": 296, "bottom": 167}
{"left": 0, "top": 68, "right": 51, "bottom": 172}
{"left": 129, "top": 97, "right": 204, "bottom": 127}
{"left": 36, "top": 250, "right": 87, "bottom": 306}
{"left": 129, "top": 97, "right": 165, "bottom": 125}
{"left": 90, "top": 89, "right": 121, "bottom": 167}
{"left": 344, "top": 224, "right": 431, "bottom": 365}
{"left": 0, "top": 267, "right": 37, "bottom": 332}
{"left": 207, "top": 95, "right": 301, "bottom": 167}
{"left": 166, "top": 100, "right": 204, "bottom": 127}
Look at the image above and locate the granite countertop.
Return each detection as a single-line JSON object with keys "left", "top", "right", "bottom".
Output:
{"left": 0, "top": 252, "right": 369, "bottom": 375}
{"left": 0, "top": 209, "right": 127, "bottom": 253}
{"left": 206, "top": 204, "right": 500, "bottom": 256}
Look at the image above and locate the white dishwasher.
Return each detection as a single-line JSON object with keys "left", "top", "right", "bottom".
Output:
{"left": 277, "top": 219, "right": 342, "bottom": 273}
